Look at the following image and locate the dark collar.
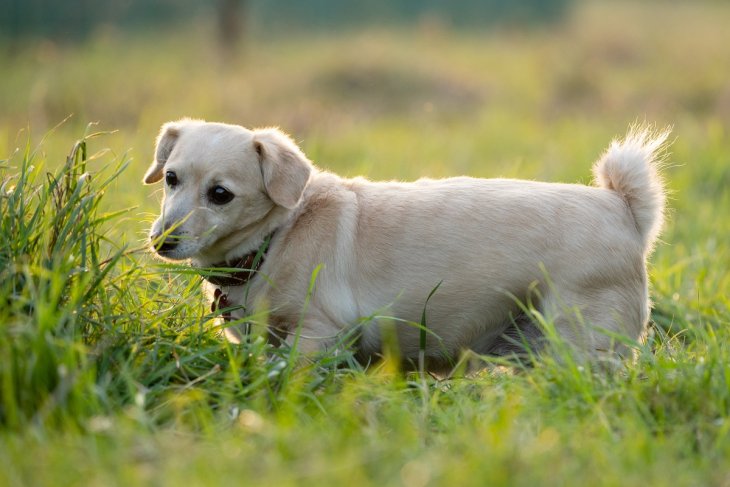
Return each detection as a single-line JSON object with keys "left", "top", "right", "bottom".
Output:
{"left": 201, "top": 232, "right": 275, "bottom": 287}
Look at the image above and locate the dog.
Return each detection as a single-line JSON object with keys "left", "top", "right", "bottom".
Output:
{"left": 144, "top": 119, "right": 668, "bottom": 368}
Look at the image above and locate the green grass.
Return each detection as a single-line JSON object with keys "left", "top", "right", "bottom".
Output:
{"left": 1, "top": 2, "right": 730, "bottom": 485}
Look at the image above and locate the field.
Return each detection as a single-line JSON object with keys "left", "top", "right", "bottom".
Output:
{"left": 2, "top": 2, "right": 730, "bottom": 485}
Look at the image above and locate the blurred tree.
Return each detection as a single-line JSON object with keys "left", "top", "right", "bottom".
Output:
{"left": 218, "top": 0, "right": 246, "bottom": 56}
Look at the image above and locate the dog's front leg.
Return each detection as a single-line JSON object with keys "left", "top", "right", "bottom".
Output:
{"left": 280, "top": 315, "right": 343, "bottom": 356}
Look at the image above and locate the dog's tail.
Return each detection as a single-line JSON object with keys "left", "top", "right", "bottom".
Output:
{"left": 593, "top": 125, "right": 670, "bottom": 252}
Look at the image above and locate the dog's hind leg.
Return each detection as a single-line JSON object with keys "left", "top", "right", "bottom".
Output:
{"left": 485, "top": 313, "right": 546, "bottom": 360}
{"left": 538, "top": 278, "right": 650, "bottom": 362}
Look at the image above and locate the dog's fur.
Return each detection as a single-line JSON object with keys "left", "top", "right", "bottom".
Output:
{"left": 145, "top": 120, "right": 668, "bottom": 367}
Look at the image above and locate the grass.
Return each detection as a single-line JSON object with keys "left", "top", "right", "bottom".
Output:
{"left": 1, "top": 1, "right": 730, "bottom": 485}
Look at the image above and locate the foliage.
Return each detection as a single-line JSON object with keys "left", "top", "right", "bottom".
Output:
{"left": 0, "top": 0, "right": 205, "bottom": 41}
{"left": 250, "top": 0, "right": 571, "bottom": 32}
{"left": 0, "top": 0, "right": 570, "bottom": 42}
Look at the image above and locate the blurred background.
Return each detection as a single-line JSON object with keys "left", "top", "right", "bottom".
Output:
{"left": 1, "top": 1, "right": 727, "bottom": 145}
{"left": 1, "top": 1, "right": 728, "bottom": 157}
{"left": 0, "top": 0, "right": 728, "bottom": 266}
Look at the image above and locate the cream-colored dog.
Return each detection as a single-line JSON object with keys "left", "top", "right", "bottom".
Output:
{"left": 144, "top": 120, "right": 667, "bottom": 367}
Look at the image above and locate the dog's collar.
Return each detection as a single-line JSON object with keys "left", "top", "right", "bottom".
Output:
{"left": 201, "top": 232, "right": 275, "bottom": 287}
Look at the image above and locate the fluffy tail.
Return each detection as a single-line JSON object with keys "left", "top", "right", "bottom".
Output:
{"left": 593, "top": 125, "right": 670, "bottom": 252}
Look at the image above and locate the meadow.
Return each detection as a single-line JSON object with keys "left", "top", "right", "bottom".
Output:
{"left": 1, "top": 2, "right": 730, "bottom": 485}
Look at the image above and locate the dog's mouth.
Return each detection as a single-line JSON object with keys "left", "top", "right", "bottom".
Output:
{"left": 150, "top": 233, "right": 189, "bottom": 260}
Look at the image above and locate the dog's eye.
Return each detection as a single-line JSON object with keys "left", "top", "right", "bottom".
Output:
{"left": 209, "top": 185, "right": 234, "bottom": 205}
{"left": 165, "top": 171, "right": 178, "bottom": 188}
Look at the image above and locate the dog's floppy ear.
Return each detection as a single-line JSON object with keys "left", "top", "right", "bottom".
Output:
{"left": 143, "top": 122, "right": 181, "bottom": 184}
{"left": 253, "top": 128, "right": 312, "bottom": 209}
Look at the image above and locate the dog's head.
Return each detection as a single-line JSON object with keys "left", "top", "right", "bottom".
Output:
{"left": 144, "top": 119, "right": 312, "bottom": 263}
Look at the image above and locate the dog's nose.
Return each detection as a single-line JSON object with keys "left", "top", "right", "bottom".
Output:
{"left": 150, "top": 232, "right": 178, "bottom": 253}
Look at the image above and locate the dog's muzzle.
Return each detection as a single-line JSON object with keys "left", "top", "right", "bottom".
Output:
{"left": 150, "top": 231, "right": 180, "bottom": 255}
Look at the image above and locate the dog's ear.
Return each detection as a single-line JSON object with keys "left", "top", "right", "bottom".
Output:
{"left": 253, "top": 128, "right": 312, "bottom": 209}
{"left": 143, "top": 122, "right": 181, "bottom": 184}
